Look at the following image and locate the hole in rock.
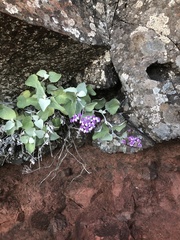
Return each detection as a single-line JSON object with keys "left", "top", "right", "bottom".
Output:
{"left": 146, "top": 62, "right": 173, "bottom": 81}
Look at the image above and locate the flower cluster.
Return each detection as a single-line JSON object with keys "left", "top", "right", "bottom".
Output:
{"left": 70, "top": 113, "right": 82, "bottom": 123}
{"left": 121, "top": 136, "right": 142, "bottom": 148}
{"left": 70, "top": 114, "right": 101, "bottom": 133}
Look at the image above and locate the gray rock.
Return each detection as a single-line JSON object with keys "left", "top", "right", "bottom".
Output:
{"left": 0, "top": 12, "right": 106, "bottom": 99}
{"left": 110, "top": 0, "right": 180, "bottom": 142}
{"left": 0, "top": 0, "right": 179, "bottom": 152}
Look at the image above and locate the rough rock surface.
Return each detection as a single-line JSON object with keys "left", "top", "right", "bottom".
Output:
{"left": 0, "top": 0, "right": 111, "bottom": 45}
{"left": 0, "top": 140, "right": 180, "bottom": 239}
{"left": 0, "top": 1, "right": 180, "bottom": 144}
{"left": 110, "top": 0, "right": 180, "bottom": 142}
{"left": 0, "top": 12, "right": 107, "bottom": 100}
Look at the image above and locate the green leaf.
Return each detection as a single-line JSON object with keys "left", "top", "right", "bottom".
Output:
{"left": 121, "top": 132, "right": 128, "bottom": 139}
{"left": 77, "top": 91, "right": 87, "bottom": 97}
{"left": 105, "top": 98, "right": 120, "bottom": 115}
{"left": 25, "top": 127, "right": 36, "bottom": 137}
{"left": 87, "top": 85, "right": 96, "bottom": 96}
{"left": 0, "top": 105, "right": 16, "bottom": 120}
{"left": 38, "top": 98, "right": 51, "bottom": 112}
{"left": 50, "top": 97, "right": 64, "bottom": 111}
{"left": 15, "top": 120, "right": 23, "bottom": 130}
{"left": 66, "top": 92, "right": 76, "bottom": 102}
{"left": 25, "top": 74, "right": 45, "bottom": 98}
{"left": 52, "top": 87, "right": 64, "bottom": 96}
{"left": 85, "top": 102, "right": 97, "bottom": 112}
{"left": 36, "top": 70, "right": 49, "bottom": 79}
{"left": 6, "top": 127, "right": 16, "bottom": 136}
{"left": 47, "top": 84, "right": 58, "bottom": 94}
{"left": 4, "top": 120, "right": 15, "bottom": 131}
{"left": 50, "top": 132, "right": 60, "bottom": 141}
{"left": 57, "top": 104, "right": 68, "bottom": 116}
{"left": 25, "top": 142, "right": 36, "bottom": 154}
{"left": 22, "top": 116, "right": 34, "bottom": 130}
{"left": 100, "top": 133, "right": 113, "bottom": 141}
{"left": 93, "top": 98, "right": 106, "bottom": 110}
{"left": 48, "top": 71, "right": 62, "bottom": 83}
{"left": 54, "top": 90, "right": 74, "bottom": 105}
{"left": 113, "top": 122, "right": 126, "bottom": 132}
{"left": 82, "top": 111, "right": 94, "bottom": 117}
{"left": 81, "top": 94, "right": 91, "bottom": 104}
{"left": 76, "top": 82, "right": 87, "bottom": 97}
{"left": 75, "top": 100, "right": 84, "bottom": 114}
{"left": 35, "top": 130, "right": 45, "bottom": 139}
{"left": 21, "top": 90, "right": 31, "bottom": 98}
{"left": 34, "top": 119, "right": 44, "bottom": 129}
{"left": 77, "top": 82, "right": 87, "bottom": 93}
{"left": 20, "top": 135, "right": 29, "bottom": 144}
{"left": 64, "top": 87, "right": 77, "bottom": 93}
{"left": 36, "top": 138, "right": 44, "bottom": 146}
{"left": 92, "top": 123, "right": 110, "bottom": 140}
{"left": 52, "top": 118, "right": 61, "bottom": 128}
{"left": 63, "top": 101, "right": 76, "bottom": 118}
{"left": 29, "top": 137, "right": 35, "bottom": 144}
{"left": 17, "top": 95, "right": 39, "bottom": 109}
{"left": 32, "top": 115, "right": 39, "bottom": 121}
{"left": 38, "top": 107, "right": 54, "bottom": 121}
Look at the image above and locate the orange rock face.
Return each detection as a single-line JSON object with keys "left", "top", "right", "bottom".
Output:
{"left": 0, "top": 140, "right": 180, "bottom": 240}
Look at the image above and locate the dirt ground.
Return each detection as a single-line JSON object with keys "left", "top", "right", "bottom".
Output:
{"left": 0, "top": 139, "right": 180, "bottom": 240}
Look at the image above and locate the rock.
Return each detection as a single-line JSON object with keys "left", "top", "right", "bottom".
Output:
{"left": 0, "top": 12, "right": 107, "bottom": 100}
{"left": 93, "top": 113, "right": 155, "bottom": 154}
{"left": 110, "top": 0, "right": 180, "bottom": 141}
{"left": 0, "top": 0, "right": 180, "bottom": 146}
{"left": 75, "top": 50, "right": 120, "bottom": 89}
{"left": 0, "top": 0, "right": 110, "bottom": 45}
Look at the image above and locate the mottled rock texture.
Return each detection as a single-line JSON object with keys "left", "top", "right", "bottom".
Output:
{"left": 0, "top": 0, "right": 111, "bottom": 45}
{"left": 1, "top": 141, "right": 180, "bottom": 239}
{"left": 0, "top": 0, "right": 180, "bottom": 143}
{"left": 110, "top": 0, "right": 180, "bottom": 142}
{"left": 0, "top": 12, "right": 107, "bottom": 100}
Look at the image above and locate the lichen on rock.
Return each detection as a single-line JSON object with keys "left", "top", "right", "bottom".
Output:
{"left": 0, "top": 0, "right": 179, "bottom": 150}
{"left": 110, "top": 0, "right": 180, "bottom": 142}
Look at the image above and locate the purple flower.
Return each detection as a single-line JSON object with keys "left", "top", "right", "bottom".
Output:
{"left": 121, "top": 136, "right": 142, "bottom": 148}
{"left": 121, "top": 139, "right": 126, "bottom": 145}
{"left": 70, "top": 114, "right": 101, "bottom": 133}
{"left": 70, "top": 113, "right": 82, "bottom": 123}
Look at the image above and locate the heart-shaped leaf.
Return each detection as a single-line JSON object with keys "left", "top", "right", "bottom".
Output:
{"left": 0, "top": 105, "right": 16, "bottom": 120}
{"left": 25, "top": 142, "right": 36, "bottom": 154}
{"left": 105, "top": 98, "right": 120, "bottom": 115}
{"left": 36, "top": 130, "right": 45, "bottom": 139}
{"left": 49, "top": 71, "right": 62, "bottom": 82}
{"left": 34, "top": 119, "right": 44, "bottom": 129}
{"left": 4, "top": 120, "right": 15, "bottom": 131}
{"left": 76, "top": 82, "right": 87, "bottom": 95}
{"left": 92, "top": 123, "right": 110, "bottom": 140}
{"left": 50, "top": 132, "right": 60, "bottom": 141}
{"left": 113, "top": 122, "right": 126, "bottom": 132}
{"left": 85, "top": 102, "right": 97, "bottom": 112}
{"left": 20, "top": 135, "right": 29, "bottom": 144}
{"left": 36, "top": 70, "right": 49, "bottom": 79}
{"left": 38, "top": 98, "right": 51, "bottom": 112}
{"left": 25, "top": 74, "right": 45, "bottom": 98}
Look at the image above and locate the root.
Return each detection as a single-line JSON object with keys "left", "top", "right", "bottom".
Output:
{"left": 22, "top": 129, "right": 91, "bottom": 186}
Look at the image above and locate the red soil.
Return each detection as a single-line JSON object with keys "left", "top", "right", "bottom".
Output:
{"left": 0, "top": 139, "right": 180, "bottom": 240}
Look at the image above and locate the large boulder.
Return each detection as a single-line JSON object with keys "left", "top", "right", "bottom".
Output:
{"left": 0, "top": 12, "right": 106, "bottom": 100}
{"left": 0, "top": 0, "right": 112, "bottom": 45}
{"left": 110, "top": 0, "right": 180, "bottom": 141}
